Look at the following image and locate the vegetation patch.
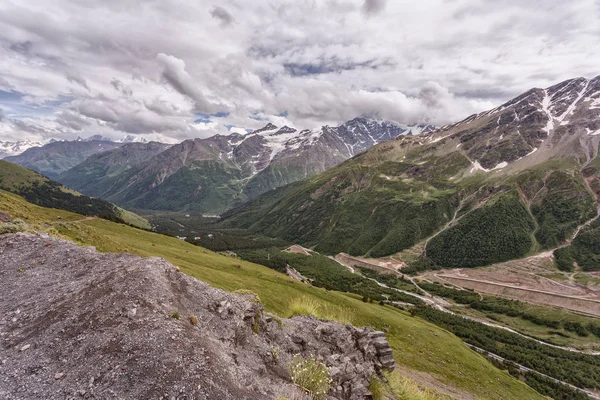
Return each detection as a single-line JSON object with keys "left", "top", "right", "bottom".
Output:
{"left": 370, "top": 372, "right": 454, "bottom": 400}
{"left": 288, "top": 354, "right": 332, "bottom": 400}
{"left": 411, "top": 306, "right": 600, "bottom": 389}
{"left": 426, "top": 192, "right": 535, "bottom": 268}
{"left": 236, "top": 248, "right": 425, "bottom": 305}
{"left": 287, "top": 297, "right": 353, "bottom": 324}
{"left": 555, "top": 218, "right": 600, "bottom": 271}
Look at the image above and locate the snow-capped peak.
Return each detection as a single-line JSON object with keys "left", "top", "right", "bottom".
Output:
{"left": 118, "top": 135, "right": 148, "bottom": 143}
{"left": 252, "top": 123, "right": 279, "bottom": 135}
{"left": 0, "top": 140, "right": 45, "bottom": 158}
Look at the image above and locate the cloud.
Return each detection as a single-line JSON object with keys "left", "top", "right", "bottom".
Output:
{"left": 362, "top": 0, "right": 386, "bottom": 16}
{"left": 210, "top": 6, "right": 234, "bottom": 27}
{"left": 0, "top": 0, "right": 597, "bottom": 143}
{"left": 156, "top": 53, "right": 223, "bottom": 114}
{"left": 0, "top": 109, "right": 4, "bottom": 121}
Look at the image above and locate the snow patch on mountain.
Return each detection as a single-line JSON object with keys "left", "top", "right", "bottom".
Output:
{"left": 470, "top": 161, "right": 489, "bottom": 173}
{"left": 0, "top": 140, "right": 45, "bottom": 158}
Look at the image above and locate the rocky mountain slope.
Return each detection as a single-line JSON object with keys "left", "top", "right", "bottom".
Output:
{"left": 221, "top": 76, "right": 600, "bottom": 270}
{"left": 4, "top": 134, "right": 152, "bottom": 177}
{"left": 58, "top": 142, "right": 172, "bottom": 197}
{"left": 59, "top": 118, "right": 433, "bottom": 214}
{"left": 0, "top": 232, "right": 394, "bottom": 400}
{"left": 5, "top": 140, "right": 125, "bottom": 179}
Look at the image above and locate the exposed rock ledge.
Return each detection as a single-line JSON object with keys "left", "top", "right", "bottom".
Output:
{"left": 0, "top": 233, "right": 394, "bottom": 400}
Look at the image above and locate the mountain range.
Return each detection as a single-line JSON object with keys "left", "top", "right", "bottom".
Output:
{"left": 56, "top": 118, "right": 434, "bottom": 213}
{"left": 0, "top": 134, "right": 148, "bottom": 161}
{"left": 221, "top": 76, "right": 600, "bottom": 271}
{"left": 0, "top": 139, "right": 46, "bottom": 159}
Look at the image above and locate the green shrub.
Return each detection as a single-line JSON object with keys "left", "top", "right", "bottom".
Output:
{"left": 287, "top": 297, "right": 353, "bottom": 324}
{"left": 188, "top": 315, "right": 198, "bottom": 325}
{"left": 553, "top": 247, "right": 575, "bottom": 272}
{"left": 0, "top": 222, "right": 25, "bottom": 234}
{"left": 288, "top": 297, "right": 322, "bottom": 318}
{"left": 288, "top": 354, "right": 332, "bottom": 400}
{"left": 170, "top": 311, "right": 180, "bottom": 320}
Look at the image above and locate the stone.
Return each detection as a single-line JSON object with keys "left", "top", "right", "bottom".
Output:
{"left": 0, "top": 211, "right": 11, "bottom": 223}
{"left": 54, "top": 373, "right": 64, "bottom": 380}
{"left": 20, "top": 344, "right": 31, "bottom": 351}
{"left": 127, "top": 308, "right": 137, "bottom": 319}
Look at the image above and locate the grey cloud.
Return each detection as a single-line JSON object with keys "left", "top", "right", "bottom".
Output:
{"left": 9, "top": 41, "right": 34, "bottom": 55}
{"left": 156, "top": 53, "right": 223, "bottom": 114}
{"left": 110, "top": 79, "right": 132, "bottom": 96}
{"left": 11, "top": 119, "right": 52, "bottom": 135}
{"left": 362, "top": 0, "right": 386, "bottom": 16}
{"left": 66, "top": 72, "right": 89, "bottom": 91}
{"left": 77, "top": 100, "right": 120, "bottom": 123}
{"left": 56, "top": 111, "right": 91, "bottom": 131}
{"left": 69, "top": 97, "right": 191, "bottom": 135}
{"left": 283, "top": 57, "right": 393, "bottom": 77}
{"left": 210, "top": 6, "right": 234, "bottom": 27}
{"left": 0, "top": 109, "right": 4, "bottom": 121}
{"left": 0, "top": 77, "right": 14, "bottom": 91}
{"left": 145, "top": 98, "right": 180, "bottom": 116}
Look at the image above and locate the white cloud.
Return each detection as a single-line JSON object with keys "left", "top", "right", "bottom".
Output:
{"left": 0, "top": 0, "right": 598, "bottom": 142}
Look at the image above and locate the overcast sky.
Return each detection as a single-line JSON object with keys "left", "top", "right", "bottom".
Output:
{"left": 0, "top": 0, "right": 598, "bottom": 142}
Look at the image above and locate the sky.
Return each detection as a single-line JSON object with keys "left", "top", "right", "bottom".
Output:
{"left": 0, "top": 0, "right": 599, "bottom": 143}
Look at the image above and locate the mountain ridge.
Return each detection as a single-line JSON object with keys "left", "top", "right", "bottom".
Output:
{"left": 57, "top": 117, "right": 435, "bottom": 213}
{"left": 220, "top": 75, "right": 600, "bottom": 270}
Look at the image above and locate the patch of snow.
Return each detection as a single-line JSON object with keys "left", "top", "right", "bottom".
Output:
{"left": 456, "top": 143, "right": 462, "bottom": 148}
{"left": 492, "top": 161, "right": 508, "bottom": 170}
{"left": 0, "top": 140, "right": 45, "bottom": 157}
{"left": 541, "top": 89, "right": 555, "bottom": 133}
{"left": 587, "top": 127, "right": 600, "bottom": 136}
{"left": 557, "top": 79, "right": 590, "bottom": 122}
{"left": 470, "top": 161, "right": 489, "bottom": 174}
{"left": 526, "top": 148, "right": 538, "bottom": 156}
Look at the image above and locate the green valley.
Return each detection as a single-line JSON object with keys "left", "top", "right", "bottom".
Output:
{"left": 0, "top": 189, "right": 545, "bottom": 400}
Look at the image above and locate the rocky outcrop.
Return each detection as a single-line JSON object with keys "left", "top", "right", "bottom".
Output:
{"left": 0, "top": 233, "right": 394, "bottom": 400}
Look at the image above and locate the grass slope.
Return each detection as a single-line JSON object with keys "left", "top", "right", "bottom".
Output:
{"left": 0, "top": 160, "right": 150, "bottom": 230}
{"left": 222, "top": 144, "right": 596, "bottom": 271}
{"left": 0, "top": 189, "right": 543, "bottom": 400}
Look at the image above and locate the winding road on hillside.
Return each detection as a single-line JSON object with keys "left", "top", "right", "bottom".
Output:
{"left": 326, "top": 252, "right": 600, "bottom": 397}
{"left": 327, "top": 250, "right": 600, "bottom": 356}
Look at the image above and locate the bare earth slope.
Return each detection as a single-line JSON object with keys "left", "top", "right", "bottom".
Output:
{"left": 0, "top": 233, "right": 393, "bottom": 400}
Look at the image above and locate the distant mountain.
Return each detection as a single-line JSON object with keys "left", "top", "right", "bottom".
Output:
{"left": 61, "top": 118, "right": 432, "bottom": 213}
{"left": 221, "top": 76, "right": 600, "bottom": 271}
{"left": 58, "top": 141, "right": 172, "bottom": 197}
{"left": 76, "top": 134, "right": 148, "bottom": 143}
{"left": 0, "top": 139, "right": 45, "bottom": 159}
{"left": 5, "top": 140, "right": 125, "bottom": 179}
{"left": 118, "top": 134, "right": 148, "bottom": 143}
{"left": 0, "top": 160, "right": 150, "bottom": 229}
{"left": 2, "top": 132, "right": 149, "bottom": 175}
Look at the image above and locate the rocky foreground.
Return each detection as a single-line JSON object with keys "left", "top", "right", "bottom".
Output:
{"left": 0, "top": 233, "right": 394, "bottom": 400}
